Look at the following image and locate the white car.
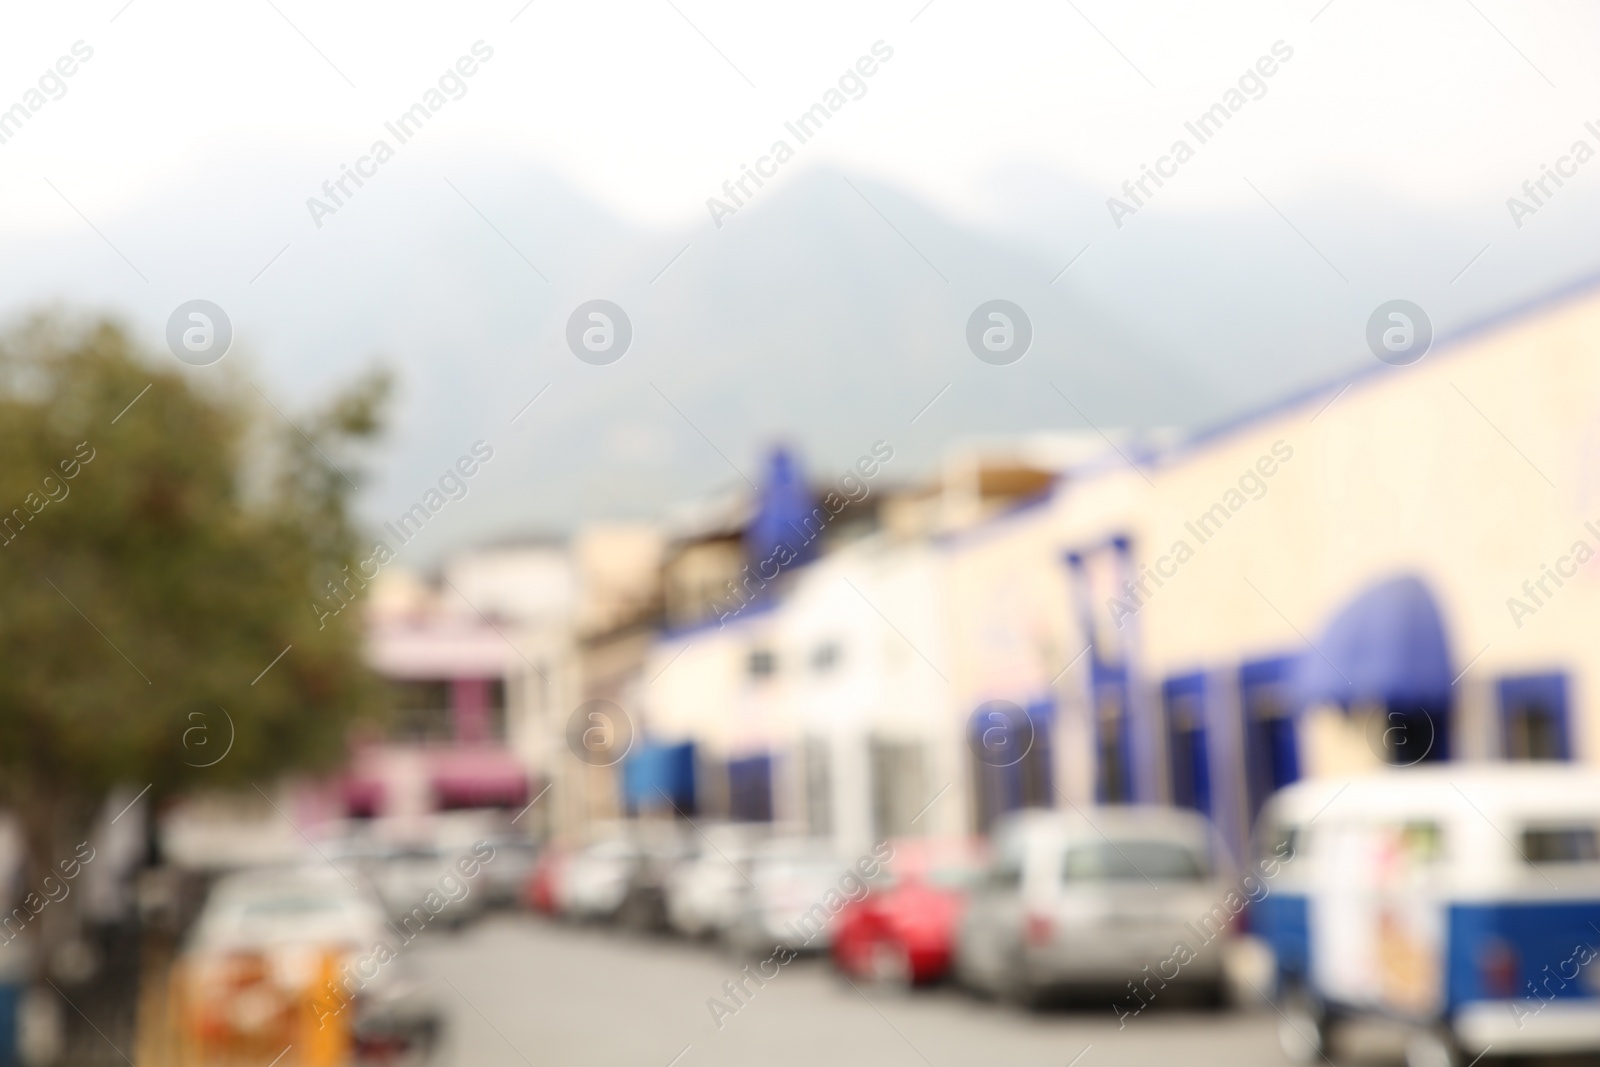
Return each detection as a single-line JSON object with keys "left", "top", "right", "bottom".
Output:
{"left": 665, "top": 825, "right": 762, "bottom": 939}
{"left": 174, "top": 865, "right": 440, "bottom": 1064}
{"left": 956, "top": 807, "right": 1232, "bottom": 1009}
{"left": 369, "top": 843, "right": 486, "bottom": 931}
{"left": 562, "top": 839, "right": 642, "bottom": 921}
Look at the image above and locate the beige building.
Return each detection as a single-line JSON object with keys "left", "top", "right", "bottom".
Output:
{"left": 594, "top": 279, "right": 1600, "bottom": 858}
{"left": 982, "top": 277, "right": 1600, "bottom": 857}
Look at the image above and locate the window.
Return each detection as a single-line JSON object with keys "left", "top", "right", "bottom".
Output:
{"left": 1522, "top": 825, "right": 1600, "bottom": 864}
{"left": 727, "top": 754, "right": 773, "bottom": 822}
{"left": 1498, "top": 673, "right": 1571, "bottom": 761}
{"left": 1240, "top": 656, "right": 1302, "bottom": 821}
{"left": 1163, "top": 673, "right": 1211, "bottom": 814}
{"left": 1398, "top": 821, "right": 1446, "bottom": 864}
{"left": 1258, "top": 821, "right": 1301, "bottom": 868}
{"left": 748, "top": 648, "right": 776, "bottom": 678}
{"left": 1062, "top": 840, "right": 1205, "bottom": 882}
{"left": 802, "top": 736, "right": 832, "bottom": 837}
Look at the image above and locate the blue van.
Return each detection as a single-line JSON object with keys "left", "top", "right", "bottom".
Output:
{"left": 1252, "top": 766, "right": 1600, "bottom": 1067}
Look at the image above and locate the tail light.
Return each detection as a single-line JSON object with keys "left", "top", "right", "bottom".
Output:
{"left": 1479, "top": 939, "right": 1518, "bottom": 998}
{"left": 1025, "top": 912, "right": 1054, "bottom": 946}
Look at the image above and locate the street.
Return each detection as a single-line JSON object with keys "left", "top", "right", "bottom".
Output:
{"left": 409, "top": 915, "right": 1298, "bottom": 1067}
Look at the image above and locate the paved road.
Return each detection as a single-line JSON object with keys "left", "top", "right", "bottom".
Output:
{"left": 407, "top": 915, "right": 1306, "bottom": 1067}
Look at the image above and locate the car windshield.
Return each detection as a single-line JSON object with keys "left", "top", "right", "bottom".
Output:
{"left": 1062, "top": 840, "right": 1205, "bottom": 882}
{"left": 924, "top": 865, "right": 981, "bottom": 889}
{"left": 192, "top": 880, "right": 377, "bottom": 950}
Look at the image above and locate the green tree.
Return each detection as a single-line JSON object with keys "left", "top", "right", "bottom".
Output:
{"left": 0, "top": 312, "right": 390, "bottom": 904}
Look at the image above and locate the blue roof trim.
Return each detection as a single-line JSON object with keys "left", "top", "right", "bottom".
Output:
{"left": 1149, "top": 266, "right": 1600, "bottom": 471}
{"left": 658, "top": 593, "right": 779, "bottom": 643}
{"left": 932, "top": 485, "right": 1060, "bottom": 552}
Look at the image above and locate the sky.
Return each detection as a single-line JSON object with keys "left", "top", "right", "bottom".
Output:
{"left": 3, "top": 0, "right": 1599, "bottom": 554}
{"left": 4, "top": 0, "right": 1594, "bottom": 229}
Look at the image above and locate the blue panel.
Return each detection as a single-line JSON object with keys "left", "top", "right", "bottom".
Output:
{"left": 623, "top": 742, "right": 696, "bottom": 812}
{"left": 1241, "top": 656, "right": 1302, "bottom": 821}
{"left": 1252, "top": 892, "right": 1311, "bottom": 985}
{"left": 1497, "top": 673, "right": 1571, "bottom": 761}
{"left": 1163, "top": 672, "right": 1211, "bottom": 815}
{"left": 1241, "top": 655, "right": 1299, "bottom": 690}
{"left": 1090, "top": 663, "right": 1134, "bottom": 804}
{"left": 970, "top": 699, "right": 1055, "bottom": 828}
{"left": 728, "top": 754, "right": 773, "bottom": 822}
{"left": 1446, "top": 900, "right": 1600, "bottom": 1010}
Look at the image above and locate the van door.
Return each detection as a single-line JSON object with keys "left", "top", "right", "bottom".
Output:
{"left": 1312, "top": 820, "right": 1446, "bottom": 1016}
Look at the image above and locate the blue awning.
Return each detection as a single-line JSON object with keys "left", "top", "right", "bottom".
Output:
{"left": 622, "top": 741, "right": 696, "bottom": 811}
{"left": 1294, "top": 575, "right": 1454, "bottom": 709}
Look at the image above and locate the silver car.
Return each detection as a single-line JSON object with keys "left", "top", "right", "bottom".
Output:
{"left": 723, "top": 837, "right": 850, "bottom": 955}
{"left": 956, "top": 807, "right": 1233, "bottom": 1009}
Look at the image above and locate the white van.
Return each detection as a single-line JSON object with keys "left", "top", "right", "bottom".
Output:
{"left": 1253, "top": 766, "right": 1600, "bottom": 1067}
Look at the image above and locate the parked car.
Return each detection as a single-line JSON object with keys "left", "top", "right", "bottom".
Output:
{"left": 1253, "top": 766, "right": 1600, "bottom": 1067}
{"left": 616, "top": 828, "right": 696, "bottom": 932}
{"left": 169, "top": 864, "right": 440, "bottom": 1066}
{"left": 563, "top": 838, "right": 643, "bottom": 921}
{"left": 724, "top": 837, "right": 851, "bottom": 954}
{"left": 955, "top": 807, "right": 1231, "bottom": 1008}
{"left": 368, "top": 842, "right": 486, "bottom": 930}
{"left": 478, "top": 835, "right": 539, "bottom": 908}
{"left": 664, "top": 824, "right": 763, "bottom": 939}
{"left": 832, "top": 837, "right": 986, "bottom": 987}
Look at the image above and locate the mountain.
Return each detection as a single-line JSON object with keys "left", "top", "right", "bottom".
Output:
{"left": 3, "top": 154, "right": 1597, "bottom": 559}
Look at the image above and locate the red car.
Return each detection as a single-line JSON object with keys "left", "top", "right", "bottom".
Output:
{"left": 832, "top": 838, "right": 986, "bottom": 986}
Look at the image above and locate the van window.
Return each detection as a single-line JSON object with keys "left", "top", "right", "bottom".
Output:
{"left": 1259, "top": 821, "right": 1301, "bottom": 867}
{"left": 1399, "top": 821, "right": 1445, "bottom": 864}
{"left": 1522, "top": 825, "right": 1600, "bottom": 864}
{"left": 1062, "top": 840, "right": 1204, "bottom": 882}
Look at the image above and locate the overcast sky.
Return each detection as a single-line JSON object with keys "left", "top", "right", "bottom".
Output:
{"left": 5, "top": 0, "right": 1595, "bottom": 234}
{"left": 4, "top": 0, "right": 1599, "bottom": 552}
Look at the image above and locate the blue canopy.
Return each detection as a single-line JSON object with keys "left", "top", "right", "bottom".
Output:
{"left": 622, "top": 741, "right": 696, "bottom": 811}
{"left": 1294, "top": 575, "right": 1454, "bottom": 709}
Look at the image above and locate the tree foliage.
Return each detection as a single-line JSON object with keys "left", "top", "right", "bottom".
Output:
{"left": 0, "top": 313, "right": 390, "bottom": 852}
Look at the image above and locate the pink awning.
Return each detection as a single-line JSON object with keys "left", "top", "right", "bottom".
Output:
{"left": 429, "top": 747, "right": 528, "bottom": 809}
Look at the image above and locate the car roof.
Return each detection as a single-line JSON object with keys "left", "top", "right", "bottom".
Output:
{"left": 994, "top": 805, "right": 1216, "bottom": 844}
{"left": 189, "top": 864, "right": 385, "bottom": 951}
{"left": 1264, "top": 765, "right": 1600, "bottom": 827}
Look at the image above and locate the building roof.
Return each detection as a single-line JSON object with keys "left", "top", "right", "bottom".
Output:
{"left": 365, "top": 617, "right": 517, "bottom": 679}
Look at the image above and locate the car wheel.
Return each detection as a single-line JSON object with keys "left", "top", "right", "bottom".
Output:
{"left": 1276, "top": 991, "right": 1335, "bottom": 1064}
{"left": 1404, "top": 1027, "right": 1464, "bottom": 1067}
{"left": 1194, "top": 979, "right": 1228, "bottom": 1010}
{"left": 1000, "top": 952, "right": 1045, "bottom": 1011}
{"left": 866, "top": 939, "right": 913, "bottom": 992}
